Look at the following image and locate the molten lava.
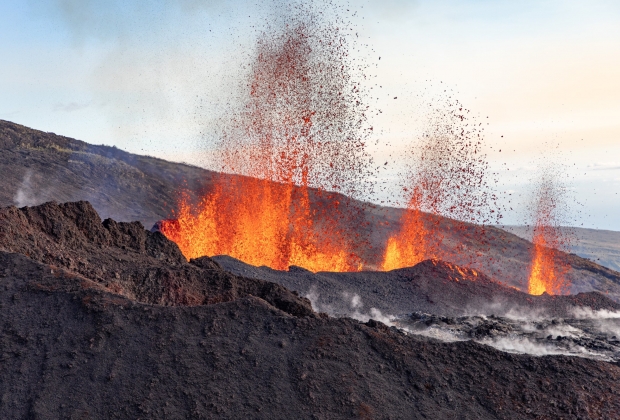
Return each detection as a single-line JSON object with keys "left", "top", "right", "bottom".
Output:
{"left": 161, "top": 6, "right": 372, "bottom": 272}
{"left": 528, "top": 234, "right": 558, "bottom": 295}
{"left": 381, "top": 100, "right": 498, "bottom": 271}
{"left": 381, "top": 189, "right": 427, "bottom": 271}
{"left": 527, "top": 173, "right": 571, "bottom": 295}
{"left": 160, "top": 178, "right": 356, "bottom": 272}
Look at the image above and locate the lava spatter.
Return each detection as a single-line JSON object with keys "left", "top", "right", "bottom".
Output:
{"left": 161, "top": 4, "right": 374, "bottom": 272}
{"left": 382, "top": 99, "right": 500, "bottom": 271}
{"left": 527, "top": 170, "right": 572, "bottom": 295}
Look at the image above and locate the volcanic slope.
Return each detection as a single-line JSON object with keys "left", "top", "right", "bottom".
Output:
{"left": 213, "top": 255, "right": 620, "bottom": 319}
{"left": 2, "top": 119, "right": 620, "bottom": 299}
{"left": 2, "top": 201, "right": 620, "bottom": 419}
{"left": 215, "top": 255, "right": 620, "bottom": 363}
{"left": 503, "top": 225, "right": 620, "bottom": 272}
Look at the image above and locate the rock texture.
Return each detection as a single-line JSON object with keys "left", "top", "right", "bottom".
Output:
{"left": 0, "top": 200, "right": 313, "bottom": 316}
{"left": 1, "top": 201, "right": 620, "bottom": 419}
{"left": 214, "top": 255, "right": 620, "bottom": 318}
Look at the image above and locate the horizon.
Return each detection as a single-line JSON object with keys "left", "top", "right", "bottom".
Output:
{"left": 1, "top": 0, "right": 619, "bottom": 230}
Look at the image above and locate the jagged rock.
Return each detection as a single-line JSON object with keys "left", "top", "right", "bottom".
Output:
{"left": 0, "top": 201, "right": 313, "bottom": 315}
{"left": 1, "top": 201, "right": 620, "bottom": 418}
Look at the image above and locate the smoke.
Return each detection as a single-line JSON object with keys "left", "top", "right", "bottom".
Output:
{"left": 394, "top": 308, "right": 620, "bottom": 362}
{"left": 570, "top": 306, "right": 620, "bottom": 319}
{"left": 570, "top": 306, "right": 620, "bottom": 339}
{"left": 305, "top": 286, "right": 335, "bottom": 315}
{"left": 32, "top": 0, "right": 265, "bottom": 157}
{"left": 46, "top": 0, "right": 230, "bottom": 42}
{"left": 477, "top": 336, "right": 610, "bottom": 359}
{"left": 13, "top": 170, "right": 51, "bottom": 208}
{"left": 305, "top": 287, "right": 394, "bottom": 326}
{"left": 306, "top": 282, "right": 620, "bottom": 361}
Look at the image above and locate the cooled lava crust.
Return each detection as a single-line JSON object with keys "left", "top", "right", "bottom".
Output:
{"left": 1, "top": 201, "right": 620, "bottom": 419}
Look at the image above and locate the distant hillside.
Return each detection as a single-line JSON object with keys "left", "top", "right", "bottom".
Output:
{"left": 501, "top": 226, "right": 620, "bottom": 272}
{"left": 2, "top": 119, "right": 620, "bottom": 300}
{"left": 1, "top": 119, "right": 218, "bottom": 229}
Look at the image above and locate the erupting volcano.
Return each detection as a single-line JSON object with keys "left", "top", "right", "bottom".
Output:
{"left": 158, "top": 4, "right": 570, "bottom": 298}
{"left": 160, "top": 6, "right": 373, "bottom": 272}
{"left": 382, "top": 101, "right": 499, "bottom": 271}
{"left": 527, "top": 171, "right": 572, "bottom": 295}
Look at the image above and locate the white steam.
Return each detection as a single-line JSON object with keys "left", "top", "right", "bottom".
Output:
{"left": 14, "top": 171, "right": 50, "bottom": 208}
{"left": 305, "top": 284, "right": 620, "bottom": 362}
{"left": 305, "top": 287, "right": 395, "bottom": 326}
{"left": 570, "top": 307, "right": 620, "bottom": 319}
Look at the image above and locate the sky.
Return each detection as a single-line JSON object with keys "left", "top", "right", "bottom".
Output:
{"left": 1, "top": 0, "right": 619, "bottom": 229}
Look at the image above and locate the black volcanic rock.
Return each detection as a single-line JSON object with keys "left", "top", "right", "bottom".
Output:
{"left": 1, "top": 251, "right": 620, "bottom": 418}
{"left": 214, "top": 255, "right": 620, "bottom": 318}
{"left": 0, "top": 201, "right": 313, "bottom": 315}
{"left": 1, "top": 201, "right": 620, "bottom": 418}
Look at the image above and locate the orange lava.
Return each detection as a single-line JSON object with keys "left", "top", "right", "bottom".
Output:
{"left": 381, "top": 189, "right": 428, "bottom": 270}
{"left": 160, "top": 9, "right": 370, "bottom": 272}
{"left": 528, "top": 238, "right": 557, "bottom": 295}
{"left": 160, "top": 178, "right": 356, "bottom": 272}
{"left": 380, "top": 99, "right": 497, "bottom": 272}
{"left": 526, "top": 174, "right": 571, "bottom": 295}
{"left": 527, "top": 223, "right": 570, "bottom": 295}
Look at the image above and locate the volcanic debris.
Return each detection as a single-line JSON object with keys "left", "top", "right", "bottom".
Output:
{"left": 1, "top": 201, "right": 620, "bottom": 418}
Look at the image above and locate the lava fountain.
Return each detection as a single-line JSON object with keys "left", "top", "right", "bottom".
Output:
{"left": 381, "top": 187, "right": 426, "bottom": 270}
{"left": 381, "top": 100, "right": 499, "bottom": 271}
{"left": 161, "top": 5, "right": 374, "bottom": 272}
{"left": 527, "top": 171, "right": 571, "bottom": 295}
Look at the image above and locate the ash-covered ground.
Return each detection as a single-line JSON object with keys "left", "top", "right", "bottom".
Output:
{"left": 3, "top": 116, "right": 620, "bottom": 418}
{"left": 395, "top": 311, "right": 620, "bottom": 363}
{"left": 213, "top": 255, "right": 620, "bottom": 364}
{"left": 2, "top": 200, "right": 620, "bottom": 419}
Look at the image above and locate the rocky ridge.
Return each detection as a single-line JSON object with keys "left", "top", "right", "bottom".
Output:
{"left": 1, "top": 201, "right": 620, "bottom": 418}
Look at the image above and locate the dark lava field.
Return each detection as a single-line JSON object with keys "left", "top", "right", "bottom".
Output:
{"left": 1, "top": 200, "right": 620, "bottom": 419}
{"left": 2, "top": 121, "right": 620, "bottom": 419}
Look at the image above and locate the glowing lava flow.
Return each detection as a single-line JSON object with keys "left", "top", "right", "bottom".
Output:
{"left": 528, "top": 233, "right": 556, "bottom": 295}
{"left": 381, "top": 189, "right": 427, "bottom": 271}
{"left": 160, "top": 178, "right": 354, "bottom": 272}
{"left": 160, "top": 6, "right": 371, "bottom": 272}
{"left": 380, "top": 100, "right": 497, "bottom": 271}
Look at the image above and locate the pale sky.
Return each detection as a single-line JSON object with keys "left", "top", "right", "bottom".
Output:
{"left": 1, "top": 0, "right": 619, "bottom": 229}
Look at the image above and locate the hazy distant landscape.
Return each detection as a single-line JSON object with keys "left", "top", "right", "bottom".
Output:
{"left": 501, "top": 226, "right": 620, "bottom": 272}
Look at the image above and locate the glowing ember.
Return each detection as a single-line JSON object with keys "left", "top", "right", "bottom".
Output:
{"left": 161, "top": 5, "right": 372, "bottom": 272}
{"left": 381, "top": 99, "right": 499, "bottom": 271}
{"left": 527, "top": 172, "right": 571, "bottom": 295}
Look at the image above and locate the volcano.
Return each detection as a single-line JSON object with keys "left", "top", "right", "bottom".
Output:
{"left": 2, "top": 124, "right": 620, "bottom": 418}
{"left": 3, "top": 119, "right": 620, "bottom": 301}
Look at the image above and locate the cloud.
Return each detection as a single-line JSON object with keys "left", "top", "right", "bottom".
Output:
{"left": 364, "top": 0, "right": 418, "bottom": 21}
{"left": 47, "top": 0, "right": 229, "bottom": 42}
{"left": 588, "top": 163, "right": 620, "bottom": 171}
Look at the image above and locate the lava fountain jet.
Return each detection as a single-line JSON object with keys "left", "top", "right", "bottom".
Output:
{"left": 381, "top": 187, "right": 426, "bottom": 271}
{"left": 527, "top": 171, "right": 571, "bottom": 295}
{"left": 161, "top": 5, "right": 374, "bottom": 272}
{"left": 381, "top": 100, "right": 499, "bottom": 271}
